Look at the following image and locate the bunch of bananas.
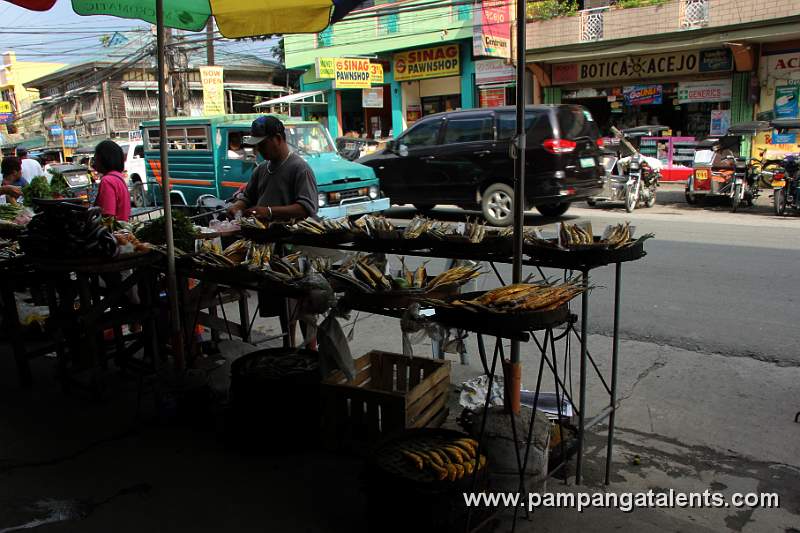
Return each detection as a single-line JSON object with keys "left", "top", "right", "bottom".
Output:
{"left": 400, "top": 437, "right": 486, "bottom": 481}
{"left": 436, "top": 280, "right": 586, "bottom": 313}
{"left": 560, "top": 222, "right": 595, "bottom": 246}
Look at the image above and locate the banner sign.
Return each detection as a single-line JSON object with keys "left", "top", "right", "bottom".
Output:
{"left": 63, "top": 129, "right": 78, "bottom": 148}
{"left": 333, "top": 58, "right": 371, "bottom": 89}
{"left": 362, "top": 87, "right": 384, "bottom": 108}
{"left": 479, "top": 87, "right": 506, "bottom": 108}
{"left": 328, "top": 59, "right": 384, "bottom": 88}
{"left": 128, "top": 130, "right": 142, "bottom": 142}
{"left": 553, "top": 49, "right": 731, "bottom": 84}
{"left": 199, "top": 66, "right": 225, "bottom": 115}
{"left": 0, "top": 113, "right": 13, "bottom": 124}
{"left": 677, "top": 79, "right": 732, "bottom": 104}
{"left": 765, "top": 52, "right": 800, "bottom": 74}
{"left": 316, "top": 57, "right": 334, "bottom": 78}
{"left": 624, "top": 85, "right": 662, "bottom": 106}
{"left": 49, "top": 125, "right": 62, "bottom": 136}
{"left": 394, "top": 45, "right": 460, "bottom": 81}
{"left": 472, "top": 0, "right": 511, "bottom": 59}
{"left": 0, "top": 101, "right": 11, "bottom": 113}
{"left": 775, "top": 85, "right": 799, "bottom": 118}
{"left": 475, "top": 59, "right": 516, "bottom": 85}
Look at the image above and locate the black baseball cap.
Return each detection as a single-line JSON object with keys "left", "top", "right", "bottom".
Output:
{"left": 243, "top": 115, "right": 285, "bottom": 146}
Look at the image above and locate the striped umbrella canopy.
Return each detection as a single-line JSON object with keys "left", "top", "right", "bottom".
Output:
{"left": 3, "top": 0, "right": 364, "bottom": 36}
{"left": 5, "top": 0, "right": 368, "bottom": 367}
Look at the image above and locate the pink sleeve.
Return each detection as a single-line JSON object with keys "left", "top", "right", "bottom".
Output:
{"left": 95, "top": 179, "right": 116, "bottom": 216}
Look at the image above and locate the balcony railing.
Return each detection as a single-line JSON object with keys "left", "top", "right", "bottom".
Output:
{"left": 680, "top": 0, "right": 708, "bottom": 28}
{"left": 579, "top": 7, "right": 606, "bottom": 42}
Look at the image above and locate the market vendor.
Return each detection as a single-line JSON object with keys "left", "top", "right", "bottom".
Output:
{"left": 0, "top": 157, "right": 27, "bottom": 203}
{"left": 93, "top": 140, "right": 131, "bottom": 222}
{"left": 227, "top": 116, "right": 318, "bottom": 221}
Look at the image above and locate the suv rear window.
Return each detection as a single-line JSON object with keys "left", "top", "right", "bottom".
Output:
{"left": 557, "top": 107, "right": 600, "bottom": 140}
{"left": 497, "top": 112, "right": 551, "bottom": 144}
{"left": 443, "top": 116, "right": 493, "bottom": 143}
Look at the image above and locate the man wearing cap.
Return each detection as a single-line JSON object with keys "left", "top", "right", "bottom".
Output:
{"left": 228, "top": 116, "right": 318, "bottom": 221}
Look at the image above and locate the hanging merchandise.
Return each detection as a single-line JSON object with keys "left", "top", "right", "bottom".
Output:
{"left": 710, "top": 110, "right": 731, "bottom": 136}
{"left": 623, "top": 85, "right": 662, "bottom": 106}
{"left": 775, "top": 86, "right": 799, "bottom": 119}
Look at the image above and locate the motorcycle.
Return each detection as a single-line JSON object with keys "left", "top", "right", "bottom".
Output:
{"left": 591, "top": 126, "right": 661, "bottom": 212}
{"left": 622, "top": 155, "right": 660, "bottom": 213}
{"left": 772, "top": 152, "right": 800, "bottom": 215}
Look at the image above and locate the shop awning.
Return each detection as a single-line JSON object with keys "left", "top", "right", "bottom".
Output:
{"left": 120, "top": 81, "right": 288, "bottom": 93}
{"left": 1, "top": 135, "right": 46, "bottom": 150}
{"left": 254, "top": 90, "right": 327, "bottom": 108}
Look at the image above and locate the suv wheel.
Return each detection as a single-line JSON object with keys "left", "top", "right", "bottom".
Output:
{"left": 481, "top": 183, "right": 514, "bottom": 226}
{"left": 536, "top": 203, "right": 570, "bottom": 217}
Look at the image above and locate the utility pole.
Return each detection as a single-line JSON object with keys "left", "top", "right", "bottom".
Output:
{"left": 164, "top": 27, "right": 176, "bottom": 116}
{"left": 206, "top": 20, "right": 214, "bottom": 66}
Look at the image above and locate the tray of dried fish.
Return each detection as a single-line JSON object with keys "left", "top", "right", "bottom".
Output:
{"left": 424, "top": 282, "right": 585, "bottom": 333}
{"left": 286, "top": 217, "right": 356, "bottom": 245}
{"left": 524, "top": 222, "right": 652, "bottom": 268}
{"left": 238, "top": 217, "right": 293, "bottom": 244}
{"left": 324, "top": 256, "right": 483, "bottom": 310}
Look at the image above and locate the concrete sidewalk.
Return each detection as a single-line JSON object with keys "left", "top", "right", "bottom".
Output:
{"left": 0, "top": 310, "right": 798, "bottom": 532}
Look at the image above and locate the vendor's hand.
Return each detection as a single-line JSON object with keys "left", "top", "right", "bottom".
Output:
{"left": 0, "top": 185, "right": 21, "bottom": 197}
{"left": 244, "top": 206, "right": 271, "bottom": 219}
{"left": 227, "top": 200, "right": 247, "bottom": 217}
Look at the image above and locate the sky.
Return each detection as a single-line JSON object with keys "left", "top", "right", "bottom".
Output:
{"left": 0, "top": 0, "right": 278, "bottom": 65}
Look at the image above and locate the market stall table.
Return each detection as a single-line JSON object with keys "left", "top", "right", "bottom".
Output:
{"left": 31, "top": 250, "right": 163, "bottom": 393}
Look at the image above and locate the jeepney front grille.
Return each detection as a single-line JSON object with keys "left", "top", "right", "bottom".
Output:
{"left": 327, "top": 187, "right": 368, "bottom": 205}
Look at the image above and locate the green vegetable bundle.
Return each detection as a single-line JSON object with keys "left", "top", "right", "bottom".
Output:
{"left": 0, "top": 203, "right": 22, "bottom": 221}
{"left": 133, "top": 211, "right": 198, "bottom": 252}
{"left": 22, "top": 175, "right": 53, "bottom": 207}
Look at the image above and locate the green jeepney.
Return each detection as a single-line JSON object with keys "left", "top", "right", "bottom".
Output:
{"left": 142, "top": 114, "right": 389, "bottom": 217}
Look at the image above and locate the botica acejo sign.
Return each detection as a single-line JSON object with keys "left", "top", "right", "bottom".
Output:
{"left": 552, "top": 49, "right": 732, "bottom": 85}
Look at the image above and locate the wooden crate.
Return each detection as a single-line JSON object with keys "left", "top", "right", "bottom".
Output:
{"left": 321, "top": 351, "right": 451, "bottom": 452}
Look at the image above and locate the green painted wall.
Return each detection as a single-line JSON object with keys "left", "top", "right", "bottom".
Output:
{"left": 731, "top": 71, "right": 754, "bottom": 157}
{"left": 285, "top": 3, "right": 473, "bottom": 69}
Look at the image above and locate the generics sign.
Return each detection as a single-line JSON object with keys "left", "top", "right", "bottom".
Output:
{"left": 552, "top": 49, "right": 731, "bottom": 84}
{"left": 394, "top": 45, "right": 460, "bottom": 81}
{"left": 677, "top": 79, "right": 732, "bottom": 103}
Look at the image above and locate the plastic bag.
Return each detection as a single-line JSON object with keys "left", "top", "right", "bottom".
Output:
{"left": 317, "top": 314, "right": 355, "bottom": 380}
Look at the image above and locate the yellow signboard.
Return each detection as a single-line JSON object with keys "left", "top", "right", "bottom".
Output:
{"left": 316, "top": 57, "right": 334, "bottom": 79}
{"left": 369, "top": 63, "right": 384, "bottom": 85}
{"left": 0, "top": 101, "right": 11, "bottom": 113}
{"left": 752, "top": 130, "right": 800, "bottom": 160}
{"left": 394, "top": 44, "right": 460, "bottom": 81}
{"left": 318, "top": 58, "right": 383, "bottom": 86}
{"left": 333, "top": 58, "right": 372, "bottom": 89}
{"left": 199, "top": 66, "right": 225, "bottom": 115}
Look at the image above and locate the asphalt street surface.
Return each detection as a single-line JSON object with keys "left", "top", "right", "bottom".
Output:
{"left": 384, "top": 186, "right": 800, "bottom": 367}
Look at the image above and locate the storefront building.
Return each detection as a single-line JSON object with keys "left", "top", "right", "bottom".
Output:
{"left": 284, "top": 0, "right": 515, "bottom": 142}
{"left": 531, "top": 46, "right": 754, "bottom": 181}
{"left": 753, "top": 41, "right": 800, "bottom": 158}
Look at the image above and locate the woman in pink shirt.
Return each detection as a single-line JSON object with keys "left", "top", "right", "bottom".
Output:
{"left": 93, "top": 140, "right": 131, "bottom": 221}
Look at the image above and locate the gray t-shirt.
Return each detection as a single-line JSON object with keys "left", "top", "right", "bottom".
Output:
{"left": 238, "top": 152, "right": 318, "bottom": 216}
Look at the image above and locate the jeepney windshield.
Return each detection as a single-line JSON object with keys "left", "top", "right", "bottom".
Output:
{"left": 285, "top": 124, "right": 335, "bottom": 154}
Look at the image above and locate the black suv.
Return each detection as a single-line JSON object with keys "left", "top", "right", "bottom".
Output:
{"left": 357, "top": 105, "right": 605, "bottom": 225}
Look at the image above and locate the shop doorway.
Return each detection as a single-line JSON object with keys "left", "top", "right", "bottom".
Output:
{"left": 340, "top": 90, "right": 365, "bottom": 136}
{"left": 421, "top": 94, "right": 461, "bottom": 116}
{"left": 363, "top": 85, "right": 393, "bottom": 139}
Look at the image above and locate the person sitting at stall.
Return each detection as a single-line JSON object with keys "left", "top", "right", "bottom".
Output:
{"left": 93, "top": 140, "right": 131, "bottom": 222}
{"left": 17, "top": 149, "right": 44, "bottom": 182}
{"left": 0, "top": 157, "right": 27, "bottom": 204}
{"left": 227, "top": 116, "right": 318, "bottom": 221}
{"left": 227, "top": 132, "right": 246, "bottom": 159}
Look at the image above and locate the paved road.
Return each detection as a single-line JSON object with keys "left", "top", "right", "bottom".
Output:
{"left": 384, "top": 186, "right": 800, "bottom": 366}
